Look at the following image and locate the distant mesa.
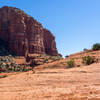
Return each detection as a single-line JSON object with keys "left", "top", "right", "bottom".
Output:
{"left": 0, "top": 6, "right": 58, "bottom": 56}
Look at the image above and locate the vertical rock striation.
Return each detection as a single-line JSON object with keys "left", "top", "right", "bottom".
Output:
{"left": 0, "top": 6, "right": 58, "bottom": 56}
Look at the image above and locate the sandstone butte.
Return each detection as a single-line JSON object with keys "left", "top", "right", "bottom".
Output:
{"left": 0, "top": 6, "right": 58, "bottom": 56}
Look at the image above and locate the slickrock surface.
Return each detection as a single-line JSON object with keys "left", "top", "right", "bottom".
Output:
{"left": 66, "top": 49, "right": 100, "bottom": 67}
{"left": 0, "top": 63, "right": 100, "bottom": 100}
{"left": 0, "top": 6, "right": 58, "bottom": 56}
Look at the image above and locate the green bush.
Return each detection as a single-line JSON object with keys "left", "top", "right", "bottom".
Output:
{"left": 0, "top": 75, "right": 8, "bottom": 78}
{"left": 82, "top": 56, "right": 94, "bottom": 65}
{"left": 92, "top": 43, "right": 100, "bottom": 51}
{"left": 0, "top": 55, "right": 32, "bottom": 72}
{"left": 44, "top": 58, "right": 49, "bottom": 63}
{"left": 54, "top": 56, "right": 61, "bottom": 61}
{"left": 83, "top": 48, "right": 88, "bottom": 51}
{"left": 67, "top": 60, "right": 75, "bottom": 68}
{"left": 65, "top": 55, "right": 69, "bottom": 58}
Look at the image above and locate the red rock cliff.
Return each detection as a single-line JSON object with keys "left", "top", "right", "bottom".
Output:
{"left": 0, "top": 6, "right": 58, "bottom": 56}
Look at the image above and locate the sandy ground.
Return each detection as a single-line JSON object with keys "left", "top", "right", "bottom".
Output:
{"left": 0, "top": 63, "right": 100, "bottom": 100}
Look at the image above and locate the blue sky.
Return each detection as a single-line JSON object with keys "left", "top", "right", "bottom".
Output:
{"left": 0, "top": 0, "right": 100, "bottom": 57}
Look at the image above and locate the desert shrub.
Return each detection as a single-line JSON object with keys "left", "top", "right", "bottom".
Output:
{"left": 30, "top": 60, "right": 38, "bottom": 68}
{"left": 26, "top": 56, "right": 30, "bottom": 62}
{"left": 5, "top": 64, "right": 9, "bottom": 68}
{"left": 0, "top": 56, "right": 14, "bottom": 63}
{"left": 0, "top": 55, "right": 32, "bottom": 72}
{"left": 0, "top": 56, "right": 15, "bottom": 72}
{"left": 54, "top": 56, "right": 61, "bottom": 61}
{"left": 0, "top": 75, "right": 8, "bottom": 78}
{"left": 0, "top": 63, "right": 3, "bottom": 67}
{"left": 92, "top": 43, "right": 100, "bottom": 51}
{"left": 83, "top": 48, "right": 88, "bottom": 51}
{"left": 0, "top": 66, "right": 7, "bottom": 72}
{"left": 22, "top": 66, "right": 32, "bottom": 72}
{"left": 8, "top": 67, "right": 14, "bottom": 72}
{"left": 82, "top": 56, "right": 94, "bottom": 65}
{"left": 10, "top": 63, "right": 15, "bottom": 66}
{"left": 0, "top": 61, "right": 31, "bottom": 72}
{"left": 67, "top": 60, "right": 75, "bottom": 68}
{"left": 13, "top": 65, "right": 21, "bottom": 72}
{"left": 65, "top": 55, "right": 69, "bottom": 58}
{"left": 44, "top": 58, "right": 49, "bottom": 63}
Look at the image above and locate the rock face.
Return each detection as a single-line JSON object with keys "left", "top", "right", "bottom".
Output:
{"left": 0, "top": 6, "right": 58, "bottom": 56}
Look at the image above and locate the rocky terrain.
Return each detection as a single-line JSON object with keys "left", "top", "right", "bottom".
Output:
{"left": 65, "top": 49, "right": 100, "bottom": 67}
{"left": 0, "top": 63, "right": 100, "bottom": 100}
{"left": 0, "top": 48, "right": 100, "bottom": 100}
{"left": 0, "top": 6, "right": 58, "bottom": 56}
{"left": 0, "top": 6, "right": 60, "bottom": 73}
